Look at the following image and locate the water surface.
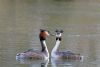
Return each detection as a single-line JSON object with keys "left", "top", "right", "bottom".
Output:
{"left": 0, "top": 0, "right": 100, "bottom": 67}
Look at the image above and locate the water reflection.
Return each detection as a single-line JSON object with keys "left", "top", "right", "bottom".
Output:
{"left": 51, "top": 57, "right": 83, "bottom": 67}
{"left": 16, "top": 58, "right": 49, "bottom": 67}
{"left": 51, "top": 58, "right": 73, "bottom": 67}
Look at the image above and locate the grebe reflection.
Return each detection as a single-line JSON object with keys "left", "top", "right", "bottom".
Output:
{"left": 16, "top": 58, "right": 49, "bottom": 67}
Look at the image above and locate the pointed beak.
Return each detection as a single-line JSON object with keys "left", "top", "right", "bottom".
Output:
{"left": 50, "top": 33, "right": 55, "bottom": 36}
{"left": 48, "top": 31, "right": 55, "bottom": 36}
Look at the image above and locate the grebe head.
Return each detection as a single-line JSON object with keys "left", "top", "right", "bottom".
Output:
{"left": 40, "top": 29, "right": 50, "bottom": 36}
{"left": 55, "top": 29, "right": 63, "bottom": 41}
{"left": 39, "top": 29, "right": 50, "bottom": 41}
{"left": 55, "top": 29, "right": 63, "bottom": 37}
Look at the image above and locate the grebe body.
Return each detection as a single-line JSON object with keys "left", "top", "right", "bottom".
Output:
{"left": 51, "top": 30, "right": 83, "bottom": 61}
{"left": 16, "top": 29, "right": 50, "bottom": 60}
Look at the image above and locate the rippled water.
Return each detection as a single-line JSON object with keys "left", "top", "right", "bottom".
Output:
{"left": 0, "top": 0, "right": 100, "bottom": 67}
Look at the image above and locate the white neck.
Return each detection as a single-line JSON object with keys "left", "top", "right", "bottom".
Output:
{"left": 51, "top": 40, "right": 61, "bottom": 57}
{"left": 42, "top": 40, "right": 49, "bottom": 58}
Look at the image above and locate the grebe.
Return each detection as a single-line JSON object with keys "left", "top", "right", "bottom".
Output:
{"left": 51, "top": 30, "right": 83, "bottom": 60}
{"left": 16, "top": 29, "right": 50, "bottom": 60}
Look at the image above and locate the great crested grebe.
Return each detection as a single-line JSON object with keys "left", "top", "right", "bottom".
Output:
{"left": 51, "top": 30, "right": 83, "bottom": 60}
{"left": 16, "top": 29, "right": 50, "bottom": 60}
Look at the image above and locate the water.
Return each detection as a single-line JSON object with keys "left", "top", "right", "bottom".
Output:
{"left": 0, "top": 0, "right": 100, "bottom": 67}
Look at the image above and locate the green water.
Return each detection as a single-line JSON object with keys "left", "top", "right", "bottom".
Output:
{"left": 0, "top": 0, "right": 100, "bottom": 67}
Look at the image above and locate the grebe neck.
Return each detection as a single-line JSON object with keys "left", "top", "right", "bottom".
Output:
{"left": 40, "top": 40, "right": 49, "bottom": 57}
{"left": 51, "top": 37, "right": 61, "bottom": 54}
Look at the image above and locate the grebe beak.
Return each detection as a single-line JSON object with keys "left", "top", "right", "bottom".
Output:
{"left": 48, "top": 31, "right": 55, "bottom": 36}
